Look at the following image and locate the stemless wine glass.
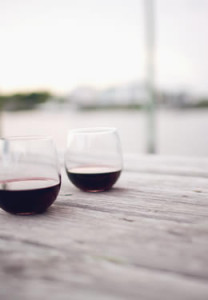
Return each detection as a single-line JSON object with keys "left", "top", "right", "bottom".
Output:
{"left": 65, "top": 127, "right": 123, "bottom": 192}
{"left": 0, "top": 136, "right": 61, "bottom": 215}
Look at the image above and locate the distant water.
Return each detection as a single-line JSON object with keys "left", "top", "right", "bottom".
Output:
{"left": 2, "top": 108, "right": 208, "bottom": 157}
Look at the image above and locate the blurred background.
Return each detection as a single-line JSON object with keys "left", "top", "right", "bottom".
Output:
{"left": 0, "top": 0, "right": 208, "bottom": 156}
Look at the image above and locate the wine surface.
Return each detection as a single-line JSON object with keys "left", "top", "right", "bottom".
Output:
{"left": 0, "top": 177, "right": 61, "bottom": 215}
{"left": 66, "top": 166, "right": 121, "bottom": 192}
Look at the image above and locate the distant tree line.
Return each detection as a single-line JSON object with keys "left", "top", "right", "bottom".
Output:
{"left": 0, "top": 91, "right": 52, "bottom": 111}
{"left": 194, "top": 98, "right": 208, "bottom": 108}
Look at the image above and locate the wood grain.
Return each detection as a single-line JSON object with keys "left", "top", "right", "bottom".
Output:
{"left": 0, "top": 155, "right": 208, "bottom": 300}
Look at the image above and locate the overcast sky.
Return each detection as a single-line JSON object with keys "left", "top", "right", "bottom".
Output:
{"left": 0, "top": 0, "right": 208, "bottom": 95}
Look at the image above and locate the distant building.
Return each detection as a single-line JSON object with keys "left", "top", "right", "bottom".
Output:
{"left": 98, "top": 82, "right": 148, "bottom": 106}
{"left": 69, "top": 86, "right": 98, "bottom": 108}
{"left": 158, "top": 91, "right": 193, "bottom": 108}
{"left": 68, "top": 82, "right": 148, "bottom": 108}
{"left": 67, "top": 83, "right": 198, "bottom": 109}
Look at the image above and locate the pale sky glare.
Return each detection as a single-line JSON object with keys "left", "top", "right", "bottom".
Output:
{"left": 0, "top": 0, "right": 208, "bottom": 95}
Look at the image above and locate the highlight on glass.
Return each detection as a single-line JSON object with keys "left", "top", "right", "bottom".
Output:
{"left": 65, "top": 127, "right": 123, "bottom": 192}
{"left": 0, "top": 136, "right": 61, "bottom": 215}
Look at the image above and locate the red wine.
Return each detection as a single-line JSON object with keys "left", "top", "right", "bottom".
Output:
{"left": 66, "top": 166, "right": 121, "bottom": 192}
{"left": 0, "top": 177, "right": 61, "bottom": 215}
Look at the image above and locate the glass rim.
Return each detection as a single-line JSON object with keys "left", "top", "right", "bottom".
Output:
{"left": 0, "top": 135, "right": 54, "bottom": 141}
{"left": 68, "top": 127, "right": 118, "bottom": 134}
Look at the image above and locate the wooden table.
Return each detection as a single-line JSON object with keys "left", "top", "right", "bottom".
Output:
{"left": 0, "top": 154, "right": 208, "bottom": 300}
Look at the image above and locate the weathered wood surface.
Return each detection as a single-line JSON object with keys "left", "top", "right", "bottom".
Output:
{"left": 0, "top": 154, "right": 208, "bottom": 300}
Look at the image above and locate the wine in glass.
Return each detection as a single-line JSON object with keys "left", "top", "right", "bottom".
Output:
{"left": 0, "top": 136, "right": 61, "bottom": 215}
{"left": 65, "top": 127, "right": 122, "bottom": 192}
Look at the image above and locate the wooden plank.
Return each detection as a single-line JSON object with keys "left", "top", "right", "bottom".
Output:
{"left": 123, "top": 154, "right": 208, "bottom": 178}
{"left": 0, "top": 155, "right": 208, "bottom": 300}
{"left": 60, "top": 168, "right": 208, "bottom": 224}
{"left": 0, "top": 207, "right": 208, "bottom": 300}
